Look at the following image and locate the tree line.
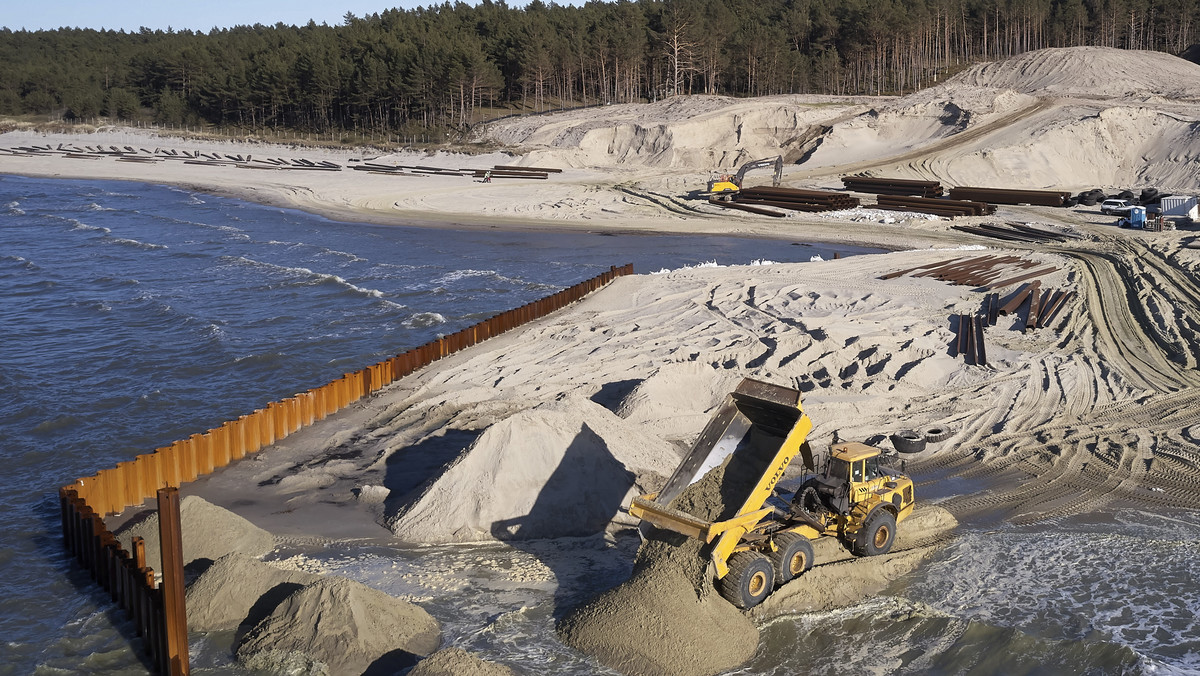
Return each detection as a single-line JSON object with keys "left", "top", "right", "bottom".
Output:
{"left": 1, "top": 0, "right": 1196, "bottom": 137}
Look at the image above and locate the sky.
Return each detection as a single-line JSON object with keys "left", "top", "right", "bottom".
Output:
{"left": 3, "top": 1, "right": 571, "bottom": 33}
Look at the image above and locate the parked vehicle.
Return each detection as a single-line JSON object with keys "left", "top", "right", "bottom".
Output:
{"left": 1101, "top": 198, "right": 1132, "bottom": 215}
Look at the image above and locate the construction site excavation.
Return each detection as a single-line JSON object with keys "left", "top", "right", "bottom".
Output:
{"left": 13, "top": 45, "right": 1200, "bottom": 675}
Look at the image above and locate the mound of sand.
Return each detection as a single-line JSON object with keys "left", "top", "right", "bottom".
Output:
{"left": 114, "top": 495, "right": 275, "bottom": 573}
{"left": 615, "top": 363, "right": 741, "bottom": 443}
{"left": 408, "top": 648, "right": 515, "bottom": 676}
{"left": 388, "top": 396, "right": 682, "bottom": 543}
{"left": 474, "top": 94, "right": 878, "bottom": 171}
{"left": 951, "top": 46, "right": 1200, "bottom": 100}
{"left": 236, "top": 575, "right": 441, "bottom": 675}
{"left": 185, "top": 552, "right": 321, "bottom": 633}
{"left": 556, "top": 456, "right": 762, "bottom": 676}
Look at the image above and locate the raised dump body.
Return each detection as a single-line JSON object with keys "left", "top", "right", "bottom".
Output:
{"left": 629, "top": 377, "right": 916, "bottom": 609}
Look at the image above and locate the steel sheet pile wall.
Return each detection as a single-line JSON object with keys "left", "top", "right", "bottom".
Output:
{"left": 57, "top": 262, "right": 634, "bottom": 674}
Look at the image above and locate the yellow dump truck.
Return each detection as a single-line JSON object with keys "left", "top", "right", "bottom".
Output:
{"left": 629, "top": 378, "right": 915, "bottom": 609}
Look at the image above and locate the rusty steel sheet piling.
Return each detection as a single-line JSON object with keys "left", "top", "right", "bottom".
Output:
{"left": 1025, "top": 286, "right": 1043, "bottom": 332}
{"left": 998, "top": 282, "right": 1039, "bottom": 315}
{"left": 56, "top": 263, "right": 635, "bottom": 674}
{"left": 974, "top": 314, "right": 988, "bottom": 366}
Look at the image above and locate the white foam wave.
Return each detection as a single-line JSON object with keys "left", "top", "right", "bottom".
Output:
{"left": 6, "top": 200, "right": 24, "bottom": 215}
{"left": 809, "top": 254, "right": 824, "bottom": 262}
{"left": 106, "top": 238, "right": 168, "bottom": 251}
{"left": 749, "top": 259, "right": 780, "bottom": 266}
{"left": 404, "top": 312, "right": 446, "bottom": 328}
{"left": 69, "top": 220, "right": 111, "bottom": 234}
{"left": 434, "top": 268, "right": 496, "bottom": 284}
{"left": 224, "top": 256, "right": 387, "bottom": 299}
{"left": 650, "top": 260, "right": 723, "bottom": 274}
{"left": 86, "top": 203, "right": 115, "bottom": 211}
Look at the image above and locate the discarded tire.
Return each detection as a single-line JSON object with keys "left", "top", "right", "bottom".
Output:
{"left": 922, "top": 426, "right": 953, "bottom": 443}
{"left": 1117, "top": 189, "right": 1136, "bottom": 200}
{"left": 890, "top": 430, "right": 927, "bottom": 453}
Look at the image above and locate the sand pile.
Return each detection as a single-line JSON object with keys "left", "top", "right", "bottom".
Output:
{"left": 236, "top": 575, "right": 441, "bottom": 674}
{"left": 114, "top": 495, "right": 275, "bottom": 573}
{"left": 951, "top": 46, "right": 1200, "bottom": 100}
{"left": 474, "top": 94, "right": 878, "bottom": 171}
{"left": 408, "top": 648, "right": 515, "bottom": 676}
{"left": 185, "top": 553, "right": 321, "bottom": 632}
{"left": 556, "top": 457, "right": 761, "bottom": 676}
{"left": 615, "top": 363, "right": 740, "bottom": 443}
{"left": 387, "top": 396, "right": 681, "bottom": 543}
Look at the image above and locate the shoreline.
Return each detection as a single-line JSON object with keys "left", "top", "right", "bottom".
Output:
{"left": 0, "top": 128, "right": 1004, "bottom": 253}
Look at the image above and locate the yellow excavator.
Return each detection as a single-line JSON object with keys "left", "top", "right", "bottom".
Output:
{"left": 628, "top": 378, "right": 916, "bottom": 609}
{"left": 702, "top": 156, "right": 784, "bottom": 201}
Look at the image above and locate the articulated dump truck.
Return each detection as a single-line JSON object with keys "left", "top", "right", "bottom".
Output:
{"left": 629, "top": 378, "right": 916, "bottom": 609}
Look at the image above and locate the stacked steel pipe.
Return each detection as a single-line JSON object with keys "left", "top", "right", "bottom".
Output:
{"left": 948, "top": 186, "right": 1072, "bottom": 207}
{"left": 875, "top": 195, "right": 995, "bottom": 218}
{"left": 734, "top": 186, "right": 859, "bottom": 212}
{"left": 842, "top": 176, "right": 944, "bottom": 197}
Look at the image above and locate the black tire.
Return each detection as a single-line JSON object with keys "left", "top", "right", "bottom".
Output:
{"left": 1118, "top": 189, "right": 1135, "bottom": 200}
{"left": 717, "top": 551, "right": 775, "bottom": 609}
{"left": 770, "top": 533, "right": 815, "bottom": 585}
{"left": 794, "top": 482, "right": 827, "bottom": 519}
{"left": 853, "top": 509, "right": 898, "bottom": 556}
{"left": 922, "top": 426, "right": 953, "bottom": 443}
{"left": 890, "top": 429, "right": 927, "bottom": 454}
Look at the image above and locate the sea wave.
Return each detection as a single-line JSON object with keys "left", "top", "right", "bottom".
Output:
{"left": 405, "top": 312, "right": 446, "bottom": 328}
{"left": 68, "top": 220, "right": 111, "bottom": 234}
{"left": 106, "top": 237, "right": 168, "bottom": 251}
{"left": 221, "top": 256, "right": 388, "bottom": 300}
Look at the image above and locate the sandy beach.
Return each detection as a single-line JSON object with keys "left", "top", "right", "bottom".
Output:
{"left": 13, "top": 46, "right": 1200, "bottom": 674}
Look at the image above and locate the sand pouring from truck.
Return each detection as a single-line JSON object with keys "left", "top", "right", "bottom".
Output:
{"left": 629, "top": 378, "right": 916, "bottom": 609}
{"left": 702, "top": 156, "right": 784, "bottom": 201}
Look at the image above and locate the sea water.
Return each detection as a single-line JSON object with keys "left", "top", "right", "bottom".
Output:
{"left": 5, "top": 174, "right": 1194, "bottom": 675}
{"left": 0, "top": 173, "right": 876, "bottom": 673}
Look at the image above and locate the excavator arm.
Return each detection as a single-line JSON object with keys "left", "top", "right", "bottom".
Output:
{"left": 732, "top": 155, "right": 783, "bottom": 188}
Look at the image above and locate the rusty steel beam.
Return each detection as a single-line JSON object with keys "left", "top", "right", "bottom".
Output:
{"left": 998, "top": 282, "right": 1038, "bottom": 315}
{"left": 1025, "top": 287, "right": 1043, "bottom": 332}
{"left": 985, "top": 266, "right": 1057, "bottom": 291}
{"left": 1040, "top": 290, "right": 1073, "bottom": 328}
{"left": 880, "top": 257, "right": 964, "bottom": 280}
{"left": 974, "top": 313, "right": 988, "bottom": 366}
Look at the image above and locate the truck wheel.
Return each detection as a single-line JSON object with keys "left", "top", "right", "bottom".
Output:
{"left": 770, "top": 533, "right": 814, "bottom": 585}
{"left": 717, "top": 551, "right": 775, "bottom": 609}
{"left": 853, "top": 509, "right": 897, "bottom": 556}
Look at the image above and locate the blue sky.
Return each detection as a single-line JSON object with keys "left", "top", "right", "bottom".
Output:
{"left": 3, "top": 1, "right": 574, "bottom": 32}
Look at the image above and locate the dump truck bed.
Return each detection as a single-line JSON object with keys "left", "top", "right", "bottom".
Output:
{"left": 629, "top": 379, "right": 814, "bottom": 573}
